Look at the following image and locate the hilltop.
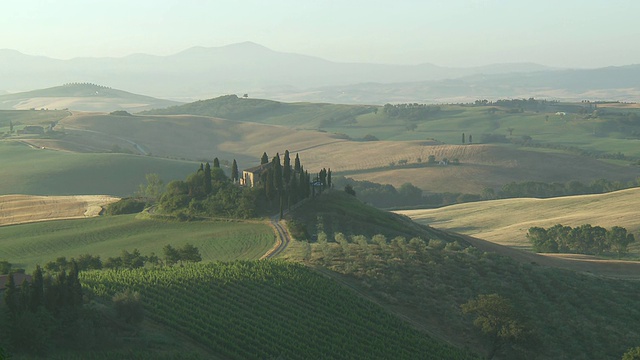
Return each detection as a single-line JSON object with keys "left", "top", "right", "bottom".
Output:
{"left": 0, "top": 83, "right": 182, "bottom": 112}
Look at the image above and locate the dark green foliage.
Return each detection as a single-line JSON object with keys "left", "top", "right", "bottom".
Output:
{"left": 0, "top": 261, "right": 11, "bottom": 275}
{"left": 383, "top": 103, "right": 441, "bottom": 120}
{"left": 163, "top": 244, "right": 202, "bottom": 265}
{"left": 294, "top": 153, "right": 301, "bottom": 172}
{"left": 527, "top": 224, "right": 635, "bottom": 256}
{"left": 29, "top": 266, "right": 44, "bottom": 311}
{"left": 283, "top": 150, "right": 291, "bottom": 185}
{"left": 108, "top": 110, "right": 132, "bottom": 116}
{"left": 203, "top": 162, "right": 212, "bottom": 195}
{"left": 260, "top": 152, "right": 269, "bottom": 165}
{"left": 105, "top": 198, "right": 146, "bottom": 215}
{"left": 112, "top": 290, "right": 144, "bottom": 324}
{"left": 462, "top": 294, "right": 525, "bottom": 359}
{"left": 213, "top": 157, "right": 220, "bottom": 168}
{"left": 231, "top": 159, "right": 239, "bottom": 183}
{"left": 344, "top": 184, "right": 356, "bottom": 196}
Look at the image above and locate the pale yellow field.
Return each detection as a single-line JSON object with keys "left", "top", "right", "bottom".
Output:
{"left": 0, "top": 195, "right": 119, "bottom": 226}
{"left": 398, "top": 187, "right": 640, "bottom": 249}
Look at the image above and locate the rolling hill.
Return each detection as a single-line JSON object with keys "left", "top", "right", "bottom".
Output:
{"left": 0, "top": 83, "right": 182, "bottom": 112}
{"left": 398, "top": 187, "right": 640, "bottom": 254}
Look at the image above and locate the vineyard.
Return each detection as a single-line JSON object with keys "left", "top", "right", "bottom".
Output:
{"left": 81, "top": 261, "right": 477, "bottom": 360}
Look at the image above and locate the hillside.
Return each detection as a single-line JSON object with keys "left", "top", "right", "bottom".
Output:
{"left": 0, "top": 214, "right": 274, "bottom": 272}
{"left": 398, "top": 187, "right": 640, "bottom": 253}
{"left": 0, "top": 83, "right": 182, "bottom": 112}
{"left": 78, "top": 261, "right": 476, "bottom": 360}
{"left": 279, "top": 191, "right": 640, "bottom": 359}
{"left": 0, "top": 141, "right": 197, "bottom": 196}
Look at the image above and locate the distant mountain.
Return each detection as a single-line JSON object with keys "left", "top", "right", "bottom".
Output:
{"left": 0, "top": 83, "right": 183, "bottom": 112}
{"left": 0, "top": 42, "right": 556, "bottom": 101}
{"left": 1, "top": 42, "right": 638, "bottom": 104}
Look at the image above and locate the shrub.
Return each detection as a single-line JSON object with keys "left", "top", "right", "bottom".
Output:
{"left": 105, "top": 198, "right": 145, "bottom": 215}
{"left": 112, "top": 290, "right": 144, "bottom": 324}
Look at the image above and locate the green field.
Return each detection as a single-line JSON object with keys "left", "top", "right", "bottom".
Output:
{"left": 81, "top": 261, "right": 476, "bottom": 360}
{"left": 0, "top": 141, "right": 196, "bottom": 196}
{"left": 0, "top": 215, "right": 274, "bottom": 271}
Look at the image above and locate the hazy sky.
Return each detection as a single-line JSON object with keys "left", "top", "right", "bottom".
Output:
{"left": 2, "top": 0, "right": 638, "bottom": 68}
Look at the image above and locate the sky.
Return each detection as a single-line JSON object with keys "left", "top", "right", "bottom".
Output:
{"left": 1, "top": 0, "right": 639, "bottom": 68}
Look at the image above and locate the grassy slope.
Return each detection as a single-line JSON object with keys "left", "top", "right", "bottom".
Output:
{"left": 281, "top": 191, "right": 640, "bottom": 359}
{"left": 398, "top": 187, "right": 640, "bottom": 254}
{"left": 0, "top": 141, "right": 197, "bottom": 196}
{"left": 0, "top": 215, "right": 274, "bottom": 271}
{"left": 80, "top": 261, "right": 476, "bottom": 360}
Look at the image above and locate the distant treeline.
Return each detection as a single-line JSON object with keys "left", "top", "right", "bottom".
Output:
{"left": 334, "top": 176, "right": 640, "bottom": 209}
{"left": 527, "top": 224, "right": 635, "bottom": 256}
{"left": 383, "top": 103, "right": 441, "bottom": 121}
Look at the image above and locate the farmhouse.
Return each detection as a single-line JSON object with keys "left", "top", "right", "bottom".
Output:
{"left": 0, "top": 273, "right": 32, "bottom": 294}
{"left": 240, "top": 162, "right": 272, "bottom": 187}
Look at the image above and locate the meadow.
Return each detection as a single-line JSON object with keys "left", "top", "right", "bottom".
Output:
{"left": 0, "top": 215, "right": 274, "bottom": 271}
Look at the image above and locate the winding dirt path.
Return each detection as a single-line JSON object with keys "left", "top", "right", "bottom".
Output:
{"left": 261, "top": 215, "right": 291, "bottom": 259}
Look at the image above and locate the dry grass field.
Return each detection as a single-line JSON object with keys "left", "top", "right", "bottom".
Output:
{"left": 42, "top": 112, "right": 640, "bottom": 194}
{"left": 0, "top": 194, "right": 119, "bottom": 226}
{"left": 398, "top": 187, "right": 640, "bottom": 248}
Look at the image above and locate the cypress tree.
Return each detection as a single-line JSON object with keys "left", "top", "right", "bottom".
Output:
{"left": 68, "top": 261, "right": 83, "bottom": 309}
{"left": 3, "top": 272, "right": 18, "bottom": 314}
{"left": 462, "top": 132, "right": 465, "bottom": 144}
{"left": 198, "top": 163, "right": 204, "bottom": 172}
{"left": 328, "top": 168, "right": 332, "bottom": 189}
{"left": 265, "top": 168, "right": 275, "bottom": 201}
{"left": 283, "top": 150, "right": 291, "bottom": 185}
{"left": 213, "top": 157, "right": 220, "bottom": 168}
{"left": 29, "top": 265, "right": 44, "bottom": 312}
{"left": 231, "top": 159, "right": 239, "bottom": 183}
{"left": 294, "top": 153, "right": 301, "bottom": 173}
{"left": 261, "top": 152, "right": 269, "bottom": 165}
{"left": 203, "top": 162, "right": 212, "bottom": 194}
{"left": 273, "top": 154, "right": 283, "bottom": 194}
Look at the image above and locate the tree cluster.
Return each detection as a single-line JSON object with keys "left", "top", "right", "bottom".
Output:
{"left": 3, "top": 264, "right": 83, "bottom": 353}
{"left": 527, "top": 224, "right": 635, "bottom": 256}
{"left": 496, "top": 178, "right": 639, "bottom": 200}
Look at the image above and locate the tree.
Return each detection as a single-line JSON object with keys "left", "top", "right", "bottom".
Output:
{"left": 9, "top": 120, "right": 13, "bottom": 133}
{"left": 294, "top": 153, "right": 301, "bottom": 173}
{"left": 462, "top": 132, "right": 465, "bottom": 144}
{"left": 427, "top": 155, "right": 436, "bottom": 165}
{"left": 507, "top": 127, "right": 515, "bottom": 136}
{"left": 203, "top": 162, "right": 212, "bottom": 195}
{"left": 3, "top": 272, "right": 18, "bottom": 314}
{"left": 327, "top": 168, "right": 332, "bottom": 188}
{"left": 231, "top": 159, "right": 239, "bottom": 183}
{"left": 213, "top": 158, "right": 220, "bottom": 168}
{"left": 0, "top": 260, "right": 11, "bottom": 274}
{"left": 136, "top": 173, "right": 164, "bottom": 202}
{"left": 344, "top": 184, "right": 356, "bottom": 196}
{"left": 163, "top": 245, "right": 181, "bottom": 265}
{"left": 178, "top": 243, "right": 202, "bottom": 262}
{"left": 112, "top": 290, "right": 144, "bottom": 324}
{"left": 29, "top": 266, "right": 44, "bottom": 312}
{"left": 623, "top": 347, "right": 640, "bottom": 360}
{"left": 283, "top": 150, "right": 291, "bottom": 185}
{"left": 461, "top": 294, "right": 524, "bottom": 359}
{"left": 469, "top": 134, "right": 473, "bottom": 143}
{"left": 608, "top": 226, "right": 635, "bottom": 257}
{"left": 261, "top": 152, "right": 269, "bottom": 165}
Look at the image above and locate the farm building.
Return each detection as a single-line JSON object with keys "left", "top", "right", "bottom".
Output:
{"left": 240, "top": 163, "right": 272, "bottom": 187}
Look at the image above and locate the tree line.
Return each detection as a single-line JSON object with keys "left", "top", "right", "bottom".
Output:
{"left": 527, "top": 224, "right": 635, "bottom": 256}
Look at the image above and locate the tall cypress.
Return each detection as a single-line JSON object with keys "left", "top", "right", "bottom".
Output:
{"left": 29, "top": 265, "right": 44, "bottom": 312}
{"left": 213, "top": 157, "right": 220, "bottom": 168}
{"left": 327, "top": 168, "right": 332, "bottom": 189}
{"left": 273, "top": 154, "right": 283, "bottom": 194}
{"left": 231, "top": 159, "right": 239, "bottom": 183}
{"left": 204, "top": 162, "right": 212, "bottom": 194}
{"left": 283, "top": 150, "right": 291, "bottom": 185}
{"left": 3, "top": 272, "right": 18, "bottom": 314}
{"left": 261, "top": 152, "right": 269, "bottom": 165}
{"left": 294, "top": 153, "right": 301, "bottom": 173}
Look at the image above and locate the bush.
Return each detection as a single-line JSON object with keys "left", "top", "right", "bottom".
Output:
{"left": 112, "top": 290, "right": 144, "bottom": 324}
{"left": 105, "top": 198, "right": 145, "bottom": 215}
